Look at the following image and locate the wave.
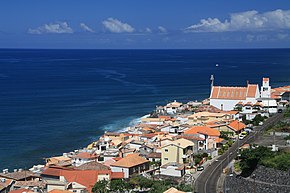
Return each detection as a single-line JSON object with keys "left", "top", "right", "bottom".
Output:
{"left": 99, "top": 115, "right": 144, "bottom": 133}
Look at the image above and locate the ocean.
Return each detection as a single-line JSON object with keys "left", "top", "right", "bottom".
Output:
{"left": 0, "top": 49, "right": 290, "bottom": 170}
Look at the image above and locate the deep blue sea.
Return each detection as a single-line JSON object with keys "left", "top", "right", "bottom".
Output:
{"left": 1, "top": 49, "right": 290, "bottom": 170}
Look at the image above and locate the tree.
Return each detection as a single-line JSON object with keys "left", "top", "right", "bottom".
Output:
{"left": 109, "top": 179, "right": 129, "bottom": 193}
{"left": 92, "top": 180, "right": 109, "bottom": 193}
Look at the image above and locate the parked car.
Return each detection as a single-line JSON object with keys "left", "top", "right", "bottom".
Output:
{"left": 197, "top": 166, "right": 204, "bottom": 171}
{"left": 239, "top": 131, "right": 247, "bottom": 140}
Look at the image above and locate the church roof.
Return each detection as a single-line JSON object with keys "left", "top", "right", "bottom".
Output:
{"left": 210, "top": 84, "right": 258, "bottom": 100}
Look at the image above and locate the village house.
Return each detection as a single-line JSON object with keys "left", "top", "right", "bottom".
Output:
{"left": 160, "top": 162, "right": 185, "bottom": 177}
{"left": 101, "top": 148, "right": 120, "bottom": 162}
{"left": 187, "top": 112, "right": 233, "bottom": 125}
{"left": 41, "top": 166, "right": 123, "bottom": 193}
{"left": 72, "top": 152, "right": 98, "bottom": 167}
{"left": 110, "top": 154, "right": 150, "bottom": 178}
{"left": 0, "top": 178, "right": 14, "bottom": 193}
{"left": 271, "top": 85, "right": 290, "bottom": 102}
{"left": 163, "top": 187, "right": 186, "bottom": 193}
{"left": 46, "top": 156, "right": 72, "bottom": 167}
{"left": 161, "top": 138, "right": 195, "bottom": 165}
{"left": 146, "top": 152, "right": 161, "bottom": 162}
{"left": 183, "top": 126, "right": 219, "bottom": 154}
{"left": 0, "top": 169, "right": 38, "bottom": 182}
{"left": 163, "top": 101, "right": 183, "bottom": 114}
{"left": 11, "top": 181, "right": 46, "bottom": 193}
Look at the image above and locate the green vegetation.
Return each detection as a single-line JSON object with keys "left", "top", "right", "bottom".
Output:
{"left": 239, "top": 146, "right": 290, "bottom": 177}
{"left": 194, "top": 154, "right": 203, "bottom": 165}
{"left": 218, "top": 139, "right": 234, "bottom": 155}
{"left": 267, "top": 121, "right": 290, "bottom": 132}
{"left": 284, "top": 107, "right": 290, "bottom": 118}
{"left": 284, "top": 135, "right": 290, "bottom": 140}
{"left": 242, "top": 114, "right": 266, "bottom": 126}
{"left": 92, "top": 180, "right": 109, "bottom": 193}
{"left": 220, "top": 131, "right": 234, "bottom": 140}
{"left": 234, "top": 106, "right": 242, "bottom": 112}
{"left": 92, "top": 176, "right": 193, "bottom": 193}
{"left": 261, "top": 153, "right": 290, "bottom": 171}
{"left": 234, "top": 161, "right": 241, "bottom": 173}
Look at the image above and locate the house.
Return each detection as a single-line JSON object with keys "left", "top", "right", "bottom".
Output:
{"left": 8, "top": 189, "right": 34, "bottom": 193}
{"left": 161, "top": 138, "right": 195, "bottom": 165}
{"left": 0, "top": 178, "right": 14, "bottom": 193}
{"left": 187, "top": 112, "right": 232, "bottom": 125}
{"left": 184, "top": 126, "right": 220, "bottom": 151}
{"left": 48, "top": 190, "right": 72, "bottom": 193}
{"left": 76, "top": 161, "right": 110, "bottom": 171}
{"left": 101, "top": 148, "right": 120, "bottom": 162}
{"left": 146, "top": 152, "right": 161, "bottom": 162}
{"left": 110, "top": 154, "right": 150, "bottom": 178}
{"left": 46, "top": 156, "right": 72, "bottom": 167}
{"left": 139, "top": 144, "right": 155, "bottom": 157}
{"left": 271, "top": 85, "right": 290, "bottom": 102}
{"left": 72, "top": 152, "right": 98, "bottom": 167}
{"left": 164, "top": 101, "right": 183, "bottom": 114}
{"left": 126, "top": 140, "right": 144, "bottom": 150}
{"left": 11, "top": 181, "right": 46, "bottom": 193}
{"left": 0, "top": 169, "right": 38, "bottom": 182}
{"left": 160, "top": 162, "right": 185, "bottom": 177}
{"left": 226, "top": 120, "right": 246, "bottom": 134}
{"left": 41, "top": 166, "right": 123, "bottom": 193}
{"left": 210, "top": 83, "right": 260, "bottom": 111}
{"left": 163, "top": 187, "right": 186, "bottom": 193}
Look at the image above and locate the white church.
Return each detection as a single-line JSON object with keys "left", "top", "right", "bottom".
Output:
{"left": 209, "top": 77, "right": 277, "bottom": 113}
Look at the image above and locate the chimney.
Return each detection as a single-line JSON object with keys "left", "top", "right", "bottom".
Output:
{"left": 246, "top": 80, "right": 249, "bottom": 86}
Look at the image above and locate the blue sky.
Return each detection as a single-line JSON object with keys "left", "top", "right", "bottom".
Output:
{"left": 0, "top": 0, "right": 290, "bottom": 49}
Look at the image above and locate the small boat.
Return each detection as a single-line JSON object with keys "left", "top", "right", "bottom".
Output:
{"left": 215, "top": 63, "right": 219, "bottom": 67}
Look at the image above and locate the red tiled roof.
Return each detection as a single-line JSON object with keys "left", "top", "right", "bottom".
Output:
{"left": 184, "top": 126, "right": 220, "bottom": 137}
{"left": 74, "top": 152, "right": 98, "bottom": 159}
{"left": 41, "top": 167, "right": 64, "bottom": 176}
{"left": 227, "top": 120, "right": 246, "bottom": 131}
{"left": 111, "top": 154, "right": 149, "bottom": 168}
{"left": 110, "top": 172, "right": 124, "bottom": 179}
{"left": 210, "top": 84, "right": 258, "bottom": 100}
{"left": 9, "top": 189, "right": 32, "bottom": 193}
{"left": 49, "top": 190, "right": 72, "bottom": 193}
{"left": 61, "top": 170, "right": 99, "bottom": 193}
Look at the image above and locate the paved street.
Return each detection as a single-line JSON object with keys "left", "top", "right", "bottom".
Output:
{"left": 194, "top": 113, "right": 283, "bottom": 193}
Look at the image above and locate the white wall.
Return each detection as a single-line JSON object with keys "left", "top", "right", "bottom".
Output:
{"left": 210, "top": 99, "right": 240, "bottom": 111}
{"left": 160, "top": 167, "right": 182, "bottom": 177}
{"left": 110, "top": 166, "right": 129, "bottom": 178}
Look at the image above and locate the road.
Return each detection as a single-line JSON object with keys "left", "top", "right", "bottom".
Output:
{"left": 194, "top": 113, "right": 283, "bottom": 193}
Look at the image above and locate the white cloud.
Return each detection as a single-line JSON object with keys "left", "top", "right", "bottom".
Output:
{"left": 158, "top": 26, "right": 167, "bottom": 33}
{"left": 80, "top": 23, "right": 94, "bottom": 33}
{"left": 145, "top": 28, "right": 152, "bottom": 33}
{"left": 28, "top": 22, "right": 73, "bottom": 34}
{"left": 185, "top": 9, "right": 290, "bottom": 32}
{"left": 102, "top": 18, "right": 134, "bottom": 33}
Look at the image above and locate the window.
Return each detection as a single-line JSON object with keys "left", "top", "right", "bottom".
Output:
{"left": 164, "top": 158, "right": 168, "bottom": 160}
{"left": 165, "top": 149, "right": 168, "bottom": 152}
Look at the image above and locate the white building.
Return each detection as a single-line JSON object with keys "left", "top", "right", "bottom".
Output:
{"left": 164, "top": 101, "right": 183, "bottom": 114}
{"left": 257, "top": 78, "right": 278, "bottom": 114}
{"left": 210, "top": 83, "right": 260, "bottom": 111}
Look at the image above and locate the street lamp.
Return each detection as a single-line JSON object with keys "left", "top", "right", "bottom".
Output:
{"left": 252, "top": 174, "right": 256, "bottom": 193}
